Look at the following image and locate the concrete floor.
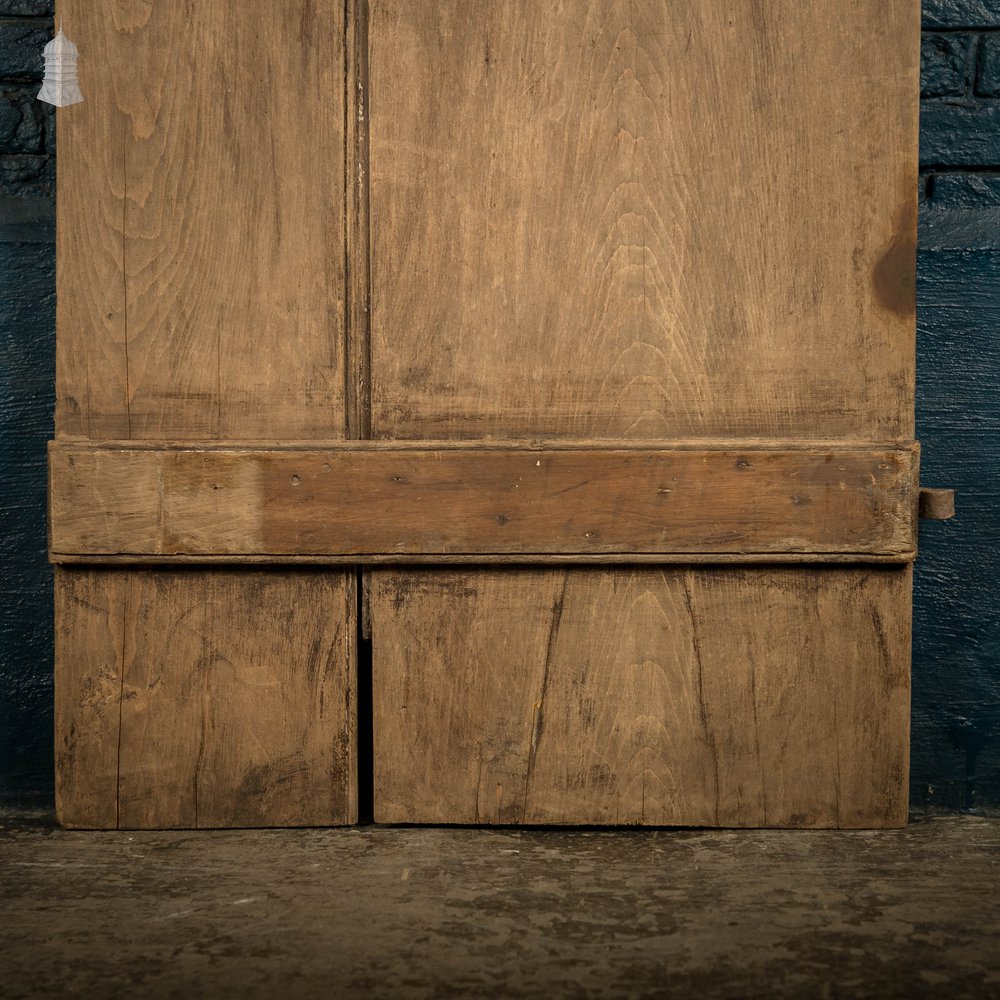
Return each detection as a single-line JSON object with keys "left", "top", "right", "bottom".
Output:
{"left": 1, "top": 812, "right": 998, "bottom": 999}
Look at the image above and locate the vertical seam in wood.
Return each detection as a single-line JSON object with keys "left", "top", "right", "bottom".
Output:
{"left": 350, "top": 573, "right": 357, "bottom": 823}
{"left": 349, "top": 570, "right": 366, "bottom": 824}
{"left": 833, "top": 696, "right": 843, "bottom": 829}
{"left": 216, "top": 317, "right": 222, "bottom": 438}
{"left": 346, "top": 0, "right": 372, "bottom": 441}
{"left": 343, "top": 0, "right": 352, "bottom": 437}
{"left": 830, "top": 586, "right": 844, "bottom": 829}
{"left": 121, "top": 115, "right": 131, "bottom": 439}
{"left": 521, "top": 572, "right": 568, "bottom": 823}
{"left": 748, "top": 651, "right": 768, "bottom": 826}
{"left": 347, "top": 1, "right": 373, "bottom": 812}
{"left": 194, "top": 576, "right": 210, "bottom": 829}
{"left": 683, "top": 570, "right": 720, "bottom": 826}
{"left": 358, "top": 0, "right": 371, "bottom": 440}
{"left": 115, "top": 575, "right": 129, "bottom": 830}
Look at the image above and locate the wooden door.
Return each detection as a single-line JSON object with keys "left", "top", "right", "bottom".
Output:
{"left": 50, "top": 0, "right": 921, "bottom": 828}
{"left": 52, "top": 1, "right": 358, "bottom": 827}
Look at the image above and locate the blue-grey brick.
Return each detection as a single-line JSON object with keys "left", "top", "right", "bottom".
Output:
{"left": 920, "top": 102, "right": 1000, "bottom": 166}
{"left": 921, "top": 175, "right": 1000, "bottom": 249}
{"left": 931, "top": 172, "right": 1000, "bottom": 208}
{"left": 924, "top": 0, "right": 1000, "bottom": 28}
{"left": 0, "top": 1, "right": 53, "bottom": 15}
{"left": 922, "top": 33, "right": 975, "bottom": 96}
{"left": 0, "top": 86, "right": 45, "bottom": 154}
{"left": 0, "top": 153, "right": 52, "bottom": 197}
{"left": 0, "top": 194, "right": 53, "bottom": 240}
{"left": 914, "top": 244, "right": 1000, "bottom": 811}
{"left": 0, "top": 232, "right": 54, "bottom": 808}
{"left": 977, "top": 32, "right": 1000, "bottom": 94}
{"left": 41, "top": 97, "right": 52, "bottom": 152}
{"left": 0, "top": 19, "right": 49, "bottom": 80}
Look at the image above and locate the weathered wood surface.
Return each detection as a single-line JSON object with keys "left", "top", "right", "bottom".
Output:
{"left": 369, "top": 0, "right": 920, "bottom": 441}
{"left": 366, "top": 0, "right": 920, "bottom": 826}
{"left": 54, "top": 570, "right": 124, "bottom": 829}
{"left": 346, "top": 0, "right": 372, "bottom": 440}
{"left": 372, "top": 566, "right": 912, "bottom": 828}
{"left": 52, "top": 0, "right": 921, "bottom": 829}
{"left": 918, "top": 487, "right": 956, "bottom": 520}
{"left": 49, "top": 441, "right": 919, "bottom": 562}
{"left": 56, "top": 1, "right": 346, "bottom": 440}
{"left": 55, "top": 568, "right": 357, "bottom": 829}
{"left": 53, "top": 0, "right": 354, "bottom": 830}
{"left": 54, "top": 3, "right": 126, "bottom": 441}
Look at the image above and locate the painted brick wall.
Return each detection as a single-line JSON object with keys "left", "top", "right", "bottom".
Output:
{"left": 0, "top": 2, "right": 997, "bottom": 812}
{"left": 0, "top": 0, "right": 54, "bottom": 805}
{"left": 915, "top": 0, "right": 1000, "bottom": 811}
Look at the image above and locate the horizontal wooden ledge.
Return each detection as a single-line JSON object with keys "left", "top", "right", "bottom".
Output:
{"left": 48, "top": 440, "right": 920, "bottom": 564}
{"left": 50, "top": 437, "right": 920, "bottom": 452}
{"left": 49, "top": 553, "right": 916, "bottom": 567}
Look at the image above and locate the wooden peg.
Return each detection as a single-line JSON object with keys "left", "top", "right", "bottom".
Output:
{"left": 919, "top": 487, "right": 956, "bottom": 520}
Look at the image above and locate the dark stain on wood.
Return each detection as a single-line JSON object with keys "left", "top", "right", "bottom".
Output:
{"left": 873, "top": 195, "right": 918, "bottom": 320}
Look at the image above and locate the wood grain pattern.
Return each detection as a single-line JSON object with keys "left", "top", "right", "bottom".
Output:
{"left": 54, "top": 1, "right": 354, "bottom": 830}
{"left": 919, "top": 487, "right": 956, "bottom": 520}
{"left": 57, "top": 0, "right": 346, "bottom": 440}
{"left": 55, "top": 2, "right": 127, "bottom": 438}
{"left": 346, "top": 0, "right": 372, "bottom": 439}
{"left": 372, "top": 567, "right": 912, "bottom": 828}
{"left": 369, "top": 0, "right": 919, "bottom": 441}
{"left": 48, "top": 441, "right": 920, "bottom": 562}
{"left": 54, "top": 569, "right": 126, "bottom": 828}
{"left": 366, "top": 0, "right": 920, "bottom": 827}
{"left": 55, "top": 568, "right": 357, "bottom": 830}
{"left": 53, "top": 0, "right": 920, "bottom": 829}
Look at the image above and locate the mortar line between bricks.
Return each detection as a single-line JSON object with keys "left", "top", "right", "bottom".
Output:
{"left": 920, "top": 164, "right": 1000, "bottom": 173}
{"left": 923, "top": 26, "right": 1000, "bottom": 33}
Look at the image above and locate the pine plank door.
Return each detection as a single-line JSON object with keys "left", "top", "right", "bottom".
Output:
{"left": 365, "top": 0, "right": 920, "bottom": 827}
{"left": 52, "top": 1, "right": 358, "bottom": 828}
{"left": 51, "top": 0, "right": 921, "bottom": 830}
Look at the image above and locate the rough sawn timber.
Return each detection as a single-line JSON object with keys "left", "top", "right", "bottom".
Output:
{"left": 52, "top": 0, "right": 356, "bottom": 829}
{"left": 367, "top": 0, "right": 920, "bottom": 827}
{"left": 371, "top": 566, "right": 912, "bottom": 828}
{"left": 55, "top": 569, "right": 357, "bottom": 829}
{"left": 48, "top": 440, "right": 920, "bottom": 562}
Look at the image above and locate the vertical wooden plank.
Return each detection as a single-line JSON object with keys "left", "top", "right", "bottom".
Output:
{"left": 116, "top": 570, "right": 357, "bottom": 829}
{"left": 116, "top": 571, "right": 205, "bottom": 828}
{"left": 372, "top": 572, "right": 565, "bottom": 824}
{"left": 372, "top": 567, "right": 911, "bottom": 828}
{"left": 369, "top": 0, "right": 919, "bottom": 440}
{"left": 824, "top": 569, "right": 912, "bottom": 827}
{"left": 58, "top": 0, "right": 347, "bottom": 440}
{"left": 55, "top": 1, "right": 355, "bottom": 828}
{"left": 367, "top": 0, "right": 919, "bottom": 826}
{"left": 691, "top": 567, "right": 912, "bottom": 827}
{"left": 119, "top": 1, "right": 346, "bottom": 439}
{"left": 54, "top": 569, "right": 125, "bottom": 829}
{"left": 56, "top": 569, "right": 357, "bottom": 830}
{"left": 55, "top": 3, "right": 128, "bottom": 438}
{"left": 193, "top": 572, "right": 357, "bottom": 828}
{"left": 56, "top": 567, "right": 359, "bottom": 829}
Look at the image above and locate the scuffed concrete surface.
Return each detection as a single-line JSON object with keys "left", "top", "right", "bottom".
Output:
{"left": 1, "top": 813, "right": 998, "bottom": 999}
